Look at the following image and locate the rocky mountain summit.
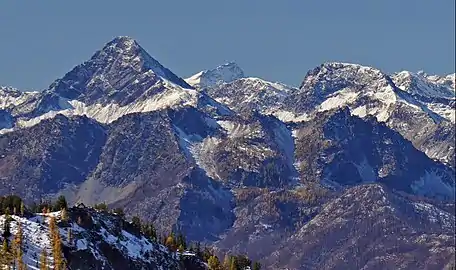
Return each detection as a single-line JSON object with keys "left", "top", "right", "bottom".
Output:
{"left": 0, "top": 36, "right": 454, "bottom": 269}
{"left": 185, "top": 62, "right": 245, "bottom": 89}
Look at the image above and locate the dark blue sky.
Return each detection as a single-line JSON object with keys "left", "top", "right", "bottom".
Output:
{"left": 0, "top": 1, "right": 454, "bottom": 90}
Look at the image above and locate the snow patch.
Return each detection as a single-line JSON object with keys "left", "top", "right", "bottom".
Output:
{"left": 1, "top": 83, "right": 199, "bottom": 133}
{"left": 411, "top": 170, "right": 455, "bottom": 199}
{"left": 318, "top": 90, "right": 359, "bottom": 112}
{"left": 353, "top": 158, "right": 376, "bottom": 183}
{"left": 173, "top": 125, "right": 203, "bottom": 160}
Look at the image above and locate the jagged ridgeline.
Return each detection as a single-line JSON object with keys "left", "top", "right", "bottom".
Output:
{"left": 0, "top": 195, "right": 260, "bottom": 270}
{"left": 0, "top": 36, "right": 454, "bottom": 270}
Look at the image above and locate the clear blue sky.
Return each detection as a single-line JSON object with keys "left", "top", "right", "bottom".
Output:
{"left": 0, "top": 1, "right": 454, "bottom": 90}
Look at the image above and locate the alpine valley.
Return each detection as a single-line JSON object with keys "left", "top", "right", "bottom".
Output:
{"left": 0, "top": 36, "right": 455, "bottom": 270}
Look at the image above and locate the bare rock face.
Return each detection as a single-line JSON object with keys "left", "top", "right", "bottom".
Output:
{"left": 0, "top": 109, "right": 13, "bottom": 129}
{"left": 0, "top": 115, "right": 106, "bottom": 201}
{"left": 293, "top": 108, "right": 454, "bottom": 200}
{"left": 265, "top": 184, "right": 455, "bottom": 270}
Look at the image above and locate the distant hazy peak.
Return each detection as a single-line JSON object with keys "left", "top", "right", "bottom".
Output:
{"left": 185, "top": 62, "right": 245, "bottom": 88}
{"left": 392, "top": 70, "right": 455, "bottom": 99}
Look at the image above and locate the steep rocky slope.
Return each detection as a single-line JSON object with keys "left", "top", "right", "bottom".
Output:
{"left": 204, "top": 78, "right": 296, "bottom": 116}
{"left": 293, "top": 108, "right": 454, "bottom": 199}
{"left": 0, "top": 115, "right": 106, "bottom": 200}
{"left": 279, "top": 62, "right": 455, "bottom": 166}
{"left": 266, "top": 184, "right": 455, "bottom": 270}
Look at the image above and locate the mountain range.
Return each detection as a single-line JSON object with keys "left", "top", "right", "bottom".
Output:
{"left": 0, "top": 36, "right": 454, "bottom": 270}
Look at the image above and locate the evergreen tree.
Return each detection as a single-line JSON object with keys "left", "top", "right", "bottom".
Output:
{"left": 49, "top": 216, "right": 56, "bottom": 236}
{"left": 223, "top": 254, "right": 231, "bottom": 270}
{"left": 161, "top": 234, "right": 168, "bottom": 246}
{"left": 195, "top": 241, "right": 202, "bottom": 257}
{"left": 29, "top": 202, "right": 38, "bottom": 214}
{"left": 253, "top": 261, "right": 261, "bottom": 270}
{"left": 61, "top": 208, "right": 68, "bottom": 222}
{"left": 54, "top": 233, "right": 63, "bottom": 270}
{"left": 49, "top": 216, "right": 64, "bottom": 270}
{"left": 188, "top": 242, "right": 195, "bottom": 253}
{"left": 11, "top": 238, "right": 17, "bottom": 270}
{"left": 54, "top": 195, "right": 68, "bottom": 211}
{"left": 20, "top": 202, "right": 25, "bottom": 216}
{"left": 208, "top": 255, "right": 221, "bottom": 270}
{"left": 77, "top": 216, "right": 83, "bottom": 225}
{"left": 146, "top": 224, "right": 157, "bottom": 241}
{"left": 2, "top": 217, "right": 11, "bottom": 239}
{"left": 176, "top": 232, "right": 187, "bottom": 251}
{"left": 15, "top": 223, "right": 25, "bottom": 270}
{"left": 39, "top": 249, "right": 48, "bottom": 270}
{"left": 131, "top": 216, "right": 141, "bottom": 230}
{"left": 165, "top": 232, "right": 177, "bottom": 251}
{"left": 1, "top": 239, "right": 11, "bottom": 268}
{"left": 94, "top": 202, "right": 108, "bottom": 212}
{"left": 229, "top": 256, "right": 238, "bottom": 270}
{"left": 236, "top": 255, "right": 251, "bottom": 269}
{"left": 2, "top": 239, "right": 8, "bottom": 252}
{"left": 112, "top": 207, "right": 124, "bottom": 217}
{"left": 0, "top": 195, "right": 23, "bottom": 215}
{"left": 67, "top": 228, "right": 73, "bottom": 247}
{"left": 201, "top": 246, "right": 214, "bottom": 262}
{"left": 19, "top": 259, "right": 27, "bottom": 270}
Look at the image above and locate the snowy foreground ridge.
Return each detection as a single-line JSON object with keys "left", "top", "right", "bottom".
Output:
{"left": 1, "top": 213, "right": 57, "bottom": 270}
{"left": 0, "top": 209, "right": 202, "bottom": 270}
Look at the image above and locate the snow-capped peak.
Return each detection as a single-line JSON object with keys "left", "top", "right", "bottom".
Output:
{"left": 0, "top": 86, "right": 40, "bottom": 112}
{"left": 45, "top": 36, "right": 193, "bottom": 105}
{"left": 185, "top": 62, "right": 245, "bottom": 88}
{"left": 0, "top": 85, "right": 21, "bottom": 93}
{"left": 425, "top": 73, "right": 455, "bottom": 93}
{"left": 203, "top": 76, "right": 296, "bottom": 116}
{"left": 104, "top": 36, "right": 137, "bottom": 52}
{"left": 392, "top": 71, "right": 455, "bottom": 100}
{"left": 299, "top": 62, "right": 393, "bottom": 97}
{"left": 96, "top": 36, "right": 191, "bottom": 89}
{"left": 0, "top": 37, "right": 201, "bottom": 131}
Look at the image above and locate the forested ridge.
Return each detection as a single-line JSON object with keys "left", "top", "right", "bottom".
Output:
{"left": 0, "top": 195, "right": 261, "bottom": 270}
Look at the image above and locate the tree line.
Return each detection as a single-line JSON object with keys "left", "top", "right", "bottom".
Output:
{"left": 0, "top": 195, "right": 262, "bottom": 270}
{"left": 95, "top": 201, "right": 262, "bottom": 269}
